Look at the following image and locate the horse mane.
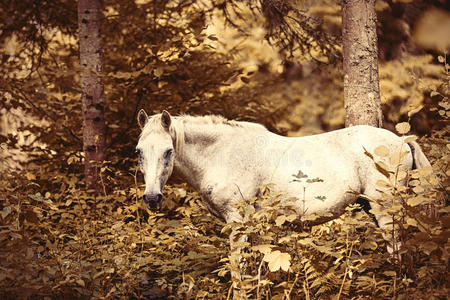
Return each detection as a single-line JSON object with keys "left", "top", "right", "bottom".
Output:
{"left": 178, "top": 114, "right": 268, "bottom": 132}
{"left": 141, "top": 113, "right": 267, "bottom": 156}
{"left": 178, "top": 114, "right": 242, "bottom": 127}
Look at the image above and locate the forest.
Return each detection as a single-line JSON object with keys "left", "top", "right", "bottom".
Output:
{"left": 0, "top": 0, "right": 449, "bottom": 299}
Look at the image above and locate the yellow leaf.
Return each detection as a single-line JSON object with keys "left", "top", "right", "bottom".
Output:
{"left": 407, "top": 105, "right": 423, "bottom": 117}
{"left": 390, "top": 151, "right": 408, "bottom": 165}
{"left": 383, "top": 271, "right": 396, "bottom": 277}
{"left": 252, "top": 244, "right": 273, "bottom": 255}
{"left": 286, "top": 214, "right": 297, "bottom": 222}
{"left": 302, "top": 213, "right": 321, "bottom": 221}
{"left": 26, "top": 172, "right": 36, "bottom": 180}
{"left": 376, "top": 180, "right": 391, "bottom": 188}
{"left": 374, "top": 145, "right": 390, "bottom": 157}
{"left": 429, "top": 176, "right": 439, "bottom": 185}
{"left": 396, "top": 170, "right": 407, "bottom": 181}
{"left": 76, "top": 279, "right": 85, "bottom": 287}
{"left": 1, "top": 207, "right": 11, "bottom": 219}
{"left": 407, "top": 196, "right": 426, "bottom": 206}
{"left": 404, "top": 136, "right": 417, "bottom": 143}
{"left": 263, "top": 250, "right": 291, "bottom": 272}
{"left": 419, "top": 166, "right": 433, "bottom": 177}
{"left": 395, "top": 122, "right": 410, "bottom": 135}
{"left": 275, "top": 215, "right": 286, "bottom": 227}
{"left": 412, "top": 186, "right": 425, "bottom": 194}
{"left": 279, "top": 236, "right": 292, "bottom": 244}
{"left": 409, "top": 179, "right": 420, "bottom": 186}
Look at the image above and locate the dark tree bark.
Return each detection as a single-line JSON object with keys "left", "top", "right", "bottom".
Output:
{"left": 342, "top": 0, "right": 383, "bottom": 128}
{"left": 78, "top": 0, "right": 106, "bottom": 193}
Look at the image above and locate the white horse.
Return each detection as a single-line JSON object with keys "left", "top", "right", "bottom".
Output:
{"left": 135, "top": 109, "right": 430, "bottom": 287}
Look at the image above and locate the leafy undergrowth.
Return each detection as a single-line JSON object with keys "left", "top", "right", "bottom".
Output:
{"left": 0, "top": 176, "right": 230, "bottom": 299}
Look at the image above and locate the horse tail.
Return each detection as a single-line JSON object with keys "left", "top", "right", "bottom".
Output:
{"left": 407, "top": 140, "right": 431, "bottom": 170}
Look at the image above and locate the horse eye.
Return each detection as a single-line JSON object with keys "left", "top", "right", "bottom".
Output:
{"left": 136, "top": 149, "right": 142, "bottom": 157}
{"left": 164, "top": 149, "right": 173, "bottom": 159}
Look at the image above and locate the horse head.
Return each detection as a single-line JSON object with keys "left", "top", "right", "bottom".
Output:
{"left": 136, "top": 109, "right": 175, "bottom": 210}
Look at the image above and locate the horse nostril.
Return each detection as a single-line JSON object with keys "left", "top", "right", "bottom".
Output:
{"left": 142, "top": 193, "right": 163, "bottom": 210}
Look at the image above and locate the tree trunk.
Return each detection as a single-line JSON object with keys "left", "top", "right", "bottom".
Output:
{"left": 78, "top": 0, "right": 106, "bottom": 193}
{"left": 342, "top": 0, "right": 383, "bottom": 128}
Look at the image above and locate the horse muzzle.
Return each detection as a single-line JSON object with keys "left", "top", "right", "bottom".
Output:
{"left": 143, "top": 193, "right": 163, "bottom": 210}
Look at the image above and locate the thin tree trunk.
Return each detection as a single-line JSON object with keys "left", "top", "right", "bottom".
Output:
{"left": 342, "top": 0, "right": 383, "bottom": 128}
{"left": 78, "top": 0, "right": 106, "bottom": 193}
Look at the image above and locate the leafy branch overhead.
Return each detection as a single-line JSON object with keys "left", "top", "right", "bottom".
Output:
{"left": 214, "top": 0, "right": 341, "bottom": 60}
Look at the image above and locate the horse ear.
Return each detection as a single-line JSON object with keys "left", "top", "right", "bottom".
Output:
{"left": 161, "top": 110, "right": 171, "bottom": 129}
{"left": 137, "top": 109, "right": 148, "bottom": 130}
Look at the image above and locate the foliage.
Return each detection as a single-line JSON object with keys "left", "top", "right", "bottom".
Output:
{"left": 1, "top": 0, "right": 449, "bottom": 299}
{"left": 0, "top": 174, "right": 229, "bottom": 298}
{"left": 212, "top": 0, "right": 341, "bottom": 61}
{"left": 379, "top": 54, "right": 446, "bottom": 130}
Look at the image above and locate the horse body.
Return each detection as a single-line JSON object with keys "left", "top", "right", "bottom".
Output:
{"left": 166, "top": 120, "right": 412, "bottom": 224}
{"left": 136, "top": 110, "right": 430, "bottom": 256}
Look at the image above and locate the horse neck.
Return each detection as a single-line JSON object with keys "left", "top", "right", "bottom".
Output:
{"left": 172, "top": 121, "right": 234, "bottom": 190}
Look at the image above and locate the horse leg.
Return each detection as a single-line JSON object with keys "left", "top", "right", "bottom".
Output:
{"left": 218, "top": 184, "right": 258, "bottom": 299}
{"left": 226, "top": 210, "right": 249, "bottom": 299}
{"left": 229, "top": 230, "right": 248, "bottom": 299}
{"left": 362, "top": 187, "right": 402, "bottom": 262}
